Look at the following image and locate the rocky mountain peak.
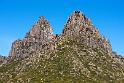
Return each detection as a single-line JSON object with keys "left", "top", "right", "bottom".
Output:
{"left": 35, "top": 16, "right": 51, "bottom": 30}
{"left": 8, "top": 11, "right": 112, "bottom": 58}
{"left": 65, "top": 11, "right": 92, "bottom": 27}
{"left": 26, "top": 16, "right": 53, "bottom": 39}
{"left": 9, "top": 17, "right": 54, "bottom": 57}
{"left": 37, "top": 16, "right": 49, "bottom": 25}
{"left": 1, "top": 11, "right": 124, "bottom": 82}
{"left": 62, "top": 11, "right": 112, "bottom": 55}
{"left": 63, "top": 11, "right": 93, "bottom": 36}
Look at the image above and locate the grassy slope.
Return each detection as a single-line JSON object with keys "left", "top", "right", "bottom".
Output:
{"left": 0, "top": 40, "right": 124, "bottom": 83}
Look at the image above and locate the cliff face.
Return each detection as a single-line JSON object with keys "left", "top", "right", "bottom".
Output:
{"left": 9, "top": 11, "right": 112, "bottom": 59}
{"left": 63, "top": 11, "right": 112, "bottom": 54}
{"left": 9, "top": 17, "right": 54, "bottom": 58}
{"left": 0, "top": 11, "right": 124, "bottom": 83}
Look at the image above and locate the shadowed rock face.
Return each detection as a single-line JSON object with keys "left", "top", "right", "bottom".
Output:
{"left": 0, "top": 55, "right": 6, "bottom": 64}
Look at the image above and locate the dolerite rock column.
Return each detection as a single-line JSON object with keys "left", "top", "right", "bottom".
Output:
{"left": 9, "top": 17, "right": 54, "bottom": 58}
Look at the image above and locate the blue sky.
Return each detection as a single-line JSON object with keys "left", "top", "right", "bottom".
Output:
{"left": 0, "top": 0, "right": 124, "bottom": 56}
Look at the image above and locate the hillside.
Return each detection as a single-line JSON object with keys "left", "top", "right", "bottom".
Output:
{"left": 0, "top": 11, "right": 124, "bottom": 83}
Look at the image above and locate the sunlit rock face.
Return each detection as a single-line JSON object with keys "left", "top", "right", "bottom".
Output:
{"left": 9, "top": 11, "right": 112, "bottom": 58}
{"left": 26, "top": 16, "right": 53, "bottom": 42}
{"left": 9, "top": 17, "right": 54, "bottom": 58}
{"left": 1, "top": 11, "right": 124, "bottom": 83}
{"left": 63, "top": 11, "right": 93, "bottom": 37}
{"left": 62, "top": 11, "right": 112, "bottom": 54}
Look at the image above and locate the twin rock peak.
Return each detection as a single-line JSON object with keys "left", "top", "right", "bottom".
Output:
{"left": 9, "top": 11, "right": 112, "bottom": 58}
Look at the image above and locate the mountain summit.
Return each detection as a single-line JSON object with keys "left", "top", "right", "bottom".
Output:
{"left": 63, "top": 11, "right": 92, "bottom": 35}
{"left": 0, "top": 11, "right": 124, "bottom": 83}
{"left": 63, "top": 11, "right": 112, "bottom": 54}
{"left": 9, "top": 16, "right": 54, "bottom": 58}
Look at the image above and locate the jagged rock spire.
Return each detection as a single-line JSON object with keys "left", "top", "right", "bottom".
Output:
{"left": 62, "top": 11, "right": 112, "bottom": 54}
{"left": 9, "top": 11, "right": 112, "bottom": 59}
{"left": 9, "top": 17, "right": 54, "bottom": 57}
{"left": 66, "top": 11, "right": 92, "bottom": 26}
{"left": 63, "top": 11, "right": 93, "bottom": 36}
{"left": 26, "top": 16, "right": 53, "bottom": 41}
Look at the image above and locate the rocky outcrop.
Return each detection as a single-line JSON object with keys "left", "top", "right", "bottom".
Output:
{"left": 8, "top": 11, "right": 119, "bottom": 64}
{"left": 0, "top": 55, "right": 6, "bottom": 64}
{"left": 63, "top": 11, "right": 112, "bottom": 54}
{"left": 63, "top": 11, "right": 93, "bottom": 37}
{"left": 9, "top": 17, "right": 54, "bottom": 58}
{"left": 112, "top": 51, "right": 124, "bottom": 64}
{"left": 0, "top": 11, "right": 124, "bottom": 83}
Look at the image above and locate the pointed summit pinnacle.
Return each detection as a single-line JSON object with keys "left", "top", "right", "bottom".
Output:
{"left": 66, "top": 11, "right": 92, "bottom": 27}
{"left": 35, "top": 16, "right": 51, "bottom": 28}
{"left": 72, "top": 11, "right": 84, "bottom": 17}
{"left": 26, "top": 16, "right": 53, "bottom": 38}
{"left": 63, "top": 10, "right": 93, "bottom": 36}
{"left": 9, "top": 16, "right": 54, "bottom": 57}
